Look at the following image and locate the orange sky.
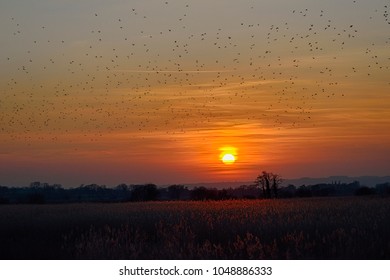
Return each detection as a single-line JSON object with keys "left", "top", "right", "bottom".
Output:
{"left": 1, "top": 0, "right": 389, "bottom": 187}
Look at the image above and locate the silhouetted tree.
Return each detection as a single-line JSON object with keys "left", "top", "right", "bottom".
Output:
{"left": 255, "top": 172, "right": 268, "bottom": 198}
{"left": 376, "top": 182, "right": 390, "bottom": 196}
{"left": 217, "top": 189, "right": 232, "bottom": 200}
{"left": 115, "top": 184, "right": 129, "bottom": 191}
{"left": 190, "top": 186, "right": 215, "bottom": 200}
{"left": 115, "top": 184, "right": 131, "bottom": 201}
{"left": 232, "top": 185, "right": 259, "bottom": 199}
{"left": 0, "top": 186, "right": 10, "bottom": 204}
{"left": 279, "top": 184, "right": 296, "bottom": 198}
{"left": 271, "top": 173, "right": 283, "bottom": 198}
{"left": 29, "top": 181, "right": 42, "bottom": 189}
{"left": 255, "top": 171, "right": 282, "bottom": 198}
{"left": 296, "top": 185, "right": 312, "bottom": 197}
{"left": 130, "top": 184, "right": 159, "bottom": 201}
{"left": 167, "top": 185, "right": 187, "bottom": 200}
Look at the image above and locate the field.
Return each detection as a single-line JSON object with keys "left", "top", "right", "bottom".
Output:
{"left": 0, "top": 196, "right": 389, "bottom": 259}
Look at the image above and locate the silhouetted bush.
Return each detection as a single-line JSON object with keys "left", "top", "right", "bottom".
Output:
{"left": 311, "top": 184, "right": 336, "bottom": 196}
{"left": 355, "top": 186, "right": 376, "bottom": 196}
{"left": 278, "top": 185, "right": 296, "bottom": 198}
{"left": 376, "top": 183, "right": 390, "bottom": 196}
{"left": 27, "top": 192, "right": 46, "bottom": 204}
{"left": 296, "top": 186, "right": 312, "bottom": 197}
{"left": 0, "top": 196, "right": 10, "bottom": 204}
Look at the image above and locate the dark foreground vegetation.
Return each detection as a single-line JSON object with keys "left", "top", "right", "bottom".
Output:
{"left": 0, "top": 197, "right": 389, "bottom": 259}
{"left": 0, "top": 179, "right": 389, "bottom": 204}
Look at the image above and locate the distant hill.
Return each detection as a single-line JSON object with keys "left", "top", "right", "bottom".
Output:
{"left": 182, "top": 181, "right": 254, "bottom": 189}
{"left": 284, "top": 176, "right": 390, "bottom": 188}
{"left": 183, "top": 176, "right": 390, "bottom": 189}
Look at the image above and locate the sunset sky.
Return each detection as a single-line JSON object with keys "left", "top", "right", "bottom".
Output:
{"left": 1, "top": 0, "right": 389, "bottom": 187}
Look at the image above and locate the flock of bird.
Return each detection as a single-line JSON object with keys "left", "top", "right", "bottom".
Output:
{"left": 1, "top": 1, "right": 389, "bottom": 144}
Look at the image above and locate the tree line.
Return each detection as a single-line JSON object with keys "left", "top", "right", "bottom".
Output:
{"left": 0, "top": 174, "right": 389, "bottom": 205}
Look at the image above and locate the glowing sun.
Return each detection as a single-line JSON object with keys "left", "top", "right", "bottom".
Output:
{"left": 221, "top": 153, "right": 236, "bottom": 164}
{"left": 219, "top": 146, "right": 237, "bottom": 165}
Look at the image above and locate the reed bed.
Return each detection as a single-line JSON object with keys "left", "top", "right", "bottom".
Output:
{"left": 0, "top": 197, "right": 389, "bottom": 259}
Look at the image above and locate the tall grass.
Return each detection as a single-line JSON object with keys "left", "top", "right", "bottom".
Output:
{"left": 0, "top": 197, "right": 389, "bottom": 259}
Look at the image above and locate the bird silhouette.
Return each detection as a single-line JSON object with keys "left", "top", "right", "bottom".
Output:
{"left": 1, "top": 0, "right": 389, "bottom": 141}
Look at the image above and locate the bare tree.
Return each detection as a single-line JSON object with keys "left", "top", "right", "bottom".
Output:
{"left": 255, "top": 171, "right": 282, "bottom": 199}
{"left": 271, "top": 173, "right": 283, "bottom": 198}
